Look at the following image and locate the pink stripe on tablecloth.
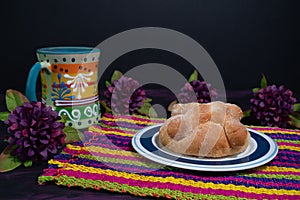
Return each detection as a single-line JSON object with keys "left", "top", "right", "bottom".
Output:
{"left": 59, "top": 169, "right": 300, "bottom": 190}
{"left": 276, "top": 142, "right": 300, "bottom": 147}
{"left": 270, "top": 161, "right": 300, "bottom": 168}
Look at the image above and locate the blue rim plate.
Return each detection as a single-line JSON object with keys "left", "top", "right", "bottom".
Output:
{"left": 132, "top": 124, "right": 278, "bottom": 172}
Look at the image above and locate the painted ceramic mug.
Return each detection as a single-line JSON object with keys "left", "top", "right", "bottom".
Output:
{"left": 25, "top": 46, "right": 100, "bottom": 129}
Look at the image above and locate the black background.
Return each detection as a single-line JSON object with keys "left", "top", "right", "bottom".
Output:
{"left": 0, "top": 1, "right": 300, "bottom": 199}
{"left": 0, "top": 0, "right": 299, "bottom": 98}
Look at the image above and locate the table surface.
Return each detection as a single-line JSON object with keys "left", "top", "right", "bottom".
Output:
{"left": 0, "top": 89, "right": 298, "bottom": 200}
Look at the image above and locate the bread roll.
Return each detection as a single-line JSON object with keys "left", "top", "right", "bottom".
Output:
{"left": 158, "top": 101, "right": 250, "bottom": 158}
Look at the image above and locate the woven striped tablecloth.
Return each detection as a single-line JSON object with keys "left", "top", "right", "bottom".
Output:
{"left": 38, "top": 114, "right": 300, "bottom": 199}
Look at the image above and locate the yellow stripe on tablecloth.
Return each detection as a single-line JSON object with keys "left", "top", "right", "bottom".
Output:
{"left": 254, "top": 165, "right": 300, "bottom": 173}
{"left": 278, "top": 145, "right": 300, "bottom": 151}
{"left": 262, "top": 130, "right": 300, "bottom": 135}
{"left": 88, "top": 126, "right": 134, "bottom": 137}
{"left": 48, "top": 160, "right": 300, "bottom": 196}
{"left": 247, "top": 126, "right": 300, "bottom": 135}
{"left": 101, "top": 116, "right": 161, "bottom": 125}
{"left": 66, "top": 144, "right": 139, "bottom": 157}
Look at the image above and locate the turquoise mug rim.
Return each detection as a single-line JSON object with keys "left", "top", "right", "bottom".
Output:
{"left": 37, "top": 46, "right": 100, "bottom": 55}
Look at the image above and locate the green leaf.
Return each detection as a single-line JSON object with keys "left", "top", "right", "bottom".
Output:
{"left": 144, "top": 98, "right": 152, "bottom": 103}
{"left": 137, "top": 102, "right": 158, "bottom": 117}
{"left": 5, "top": 89, "right": 29, "bottom": 112}
{"left": 260, "top": 74, "right": 267, "bottom": 89}
{"left": 293, "top": 103, "right": 300, "bottom": 112}
{"left": 58, "top": 114, "right": 69, "bottom": 124}
{"left": 137, "top": 103, "right": 150, "bottom": 116}
{"left": 148, "top": 107, "right": 158, "bottom": 118}
{"left": 105, "top": 81, "right": 111, "bottom": 88}
{"left": 0, "top": 112, "right": 10, "bottom": 122}
{"left": 292, "top": 111, "right": 300, "bottom": 119}
{"left": 23, "top": 160, "right": 32, "bottom": 167}
{"left": 0, "top": 146, "right": 22, "bottom": 173}
{"left": 111, "top": 70, "right": 123, "bottom": 83}
{"left": 242, "top": 109, "right": 251, "bottom": 118}
{"left": 289, "top": 114, "right": 300, "bottom": 129}
{"left": 100, "top": 100, "right": 112, "bottom": 113}
{"left": 252, "top": 88, "right": 260, "bottom": 93}
{"left": 188, "top": 70, "right": 198, "bottom": 82}
{"left": 63, "top": 126, "right": 85, "bottom": 144}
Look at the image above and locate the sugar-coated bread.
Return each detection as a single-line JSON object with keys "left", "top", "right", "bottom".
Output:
{"left": 158, "top": 101, "right": 250, "bottom": 158}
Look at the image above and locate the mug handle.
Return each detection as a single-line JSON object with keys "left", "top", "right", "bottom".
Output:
{"left": 25, "top": 62, "right": 51, "bottom": 102}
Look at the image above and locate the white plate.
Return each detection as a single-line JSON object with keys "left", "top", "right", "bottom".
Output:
{"left": 132, "top": 124, "right": 278, "bottom": 172}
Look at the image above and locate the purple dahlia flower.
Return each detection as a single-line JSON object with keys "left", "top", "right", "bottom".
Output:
{"left": 250, "top": 84, "right": 296, "bottom": 127}
{"left": 4, "top": 102, "right": 66, "bottom": 162}
{"left": 178, "top": 80, "right": 218, "bottom": 103}
{"left": 103, "top": 76, "right": 146, "bottom": 115}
